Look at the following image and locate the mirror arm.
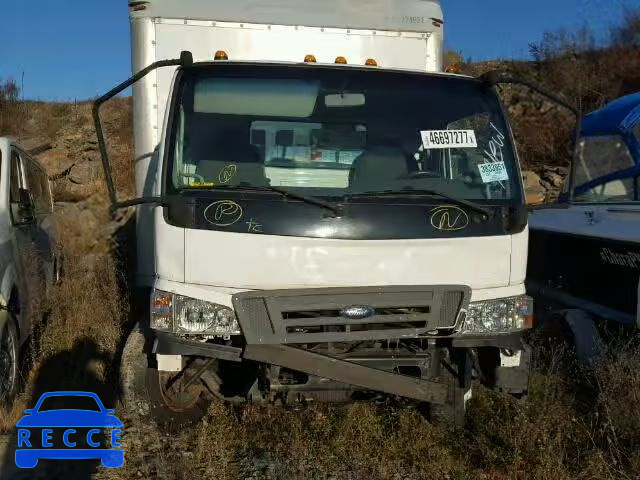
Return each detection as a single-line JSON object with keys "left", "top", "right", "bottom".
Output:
{"left": 479, "top": 70, "right": 582, "bottom": 204}
{"left": 111, "top": 196, "right": 168, "bottom": 212}
{"left": 92, "top": 51, "right": 193, "bottom": 209}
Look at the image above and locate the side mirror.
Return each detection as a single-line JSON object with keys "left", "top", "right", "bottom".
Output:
{"left": 11, "top": 188, "right": 36, "bottom": 225}
{"left": 23, "top": 409, "right": 34, "bottom": 415}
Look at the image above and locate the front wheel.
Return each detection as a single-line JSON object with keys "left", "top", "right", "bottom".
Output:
{"left": 119, "top": 326, "right": 212, "bottom": 430}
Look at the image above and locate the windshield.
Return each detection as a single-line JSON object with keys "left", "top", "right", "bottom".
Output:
{"left": 166, "top": 65, "right": 522, "bottom": 203}
{"left": 574, "top": 135, "right": 638, "bottom": 202}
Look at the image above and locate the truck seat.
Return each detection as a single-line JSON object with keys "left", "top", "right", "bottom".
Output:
{"left": 349, "top": 145, "right": 409, "bottom": 192}
{"left": 195, "top": 144, "right": 269, "bottom": 186}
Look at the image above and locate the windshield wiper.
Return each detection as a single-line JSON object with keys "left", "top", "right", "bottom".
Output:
{"left": 210, "top": 184, "right": 342, "bottom": 216}
{"left": 345, "top": 188, "right": 492, "bottom": 219}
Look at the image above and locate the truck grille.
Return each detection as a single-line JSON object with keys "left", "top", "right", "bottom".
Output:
{"left": 233, "top": 286, "right": 470, "bottom": 345}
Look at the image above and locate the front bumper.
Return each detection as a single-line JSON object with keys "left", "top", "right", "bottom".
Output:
{"left": 150, "top": 285, "right": 531, "bottom": 405}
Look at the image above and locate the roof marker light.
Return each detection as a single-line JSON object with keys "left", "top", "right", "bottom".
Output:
{"left": 365, "top": 58, "right": 378, "bottom": 66}
{"left": 335, "top": 56, "right": 348, "bottom": 64}
{"left": 128, "top": 1, "right": 149, "bottom": 12}
{"left": 304, "top": 54, "right": 317, "bottom": 63}
{"left": 445, "top": 64, "right": 462, "bottom": 74}
{"left": 214, "top": 50, "right": 229, "bottom": 61}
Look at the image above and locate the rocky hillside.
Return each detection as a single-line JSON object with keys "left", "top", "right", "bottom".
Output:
{"left": 8, "top": 95, "right": 570, "bottom": 208}
{"left": 5, "top": 99, "right": 134, "bottom": 255}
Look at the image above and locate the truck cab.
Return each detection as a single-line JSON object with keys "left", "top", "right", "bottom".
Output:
{"left": 97, "top": 0, "right": 533, "bottom": 427}
{"left": 0, "top": 137, "right": 56, "bottom": 404}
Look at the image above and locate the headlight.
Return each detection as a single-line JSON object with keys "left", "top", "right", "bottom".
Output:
{"left": 461, "top": 295, "right": 533, "bottom": 334}
{"left": 150, "top": 289, "right": 241, "bottom": 336}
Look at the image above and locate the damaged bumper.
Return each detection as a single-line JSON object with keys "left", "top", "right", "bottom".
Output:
{"left": 150, "top": 285, "right": 531, "bottom": 405}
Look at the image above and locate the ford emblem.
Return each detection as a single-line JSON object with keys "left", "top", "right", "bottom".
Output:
{"left": 340, "top": 305, "right": 376, "bottom": 320}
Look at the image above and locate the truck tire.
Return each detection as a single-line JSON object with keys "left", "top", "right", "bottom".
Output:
{"left": 534, "top": 309, "right": 602, "bottom": 371}
{"left": 429, "top": 348, "right": 472, "bottom": 427}
{"left": 559, "top": 309, "right": 602, "bottom": 364}
{"left": 120, "top": 326, "right": 211, "bottom": 430}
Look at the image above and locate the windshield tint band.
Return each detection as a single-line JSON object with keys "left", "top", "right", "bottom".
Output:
{"left": 163, "top": 64, "right": 524, "bottom": 206}
{"left": 163, "top": 196, "right": 527, "bottom": 240}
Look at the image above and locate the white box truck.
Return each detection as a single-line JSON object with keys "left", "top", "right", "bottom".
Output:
{"left": 94, "top": 0, "right": 535, "bottom": 427}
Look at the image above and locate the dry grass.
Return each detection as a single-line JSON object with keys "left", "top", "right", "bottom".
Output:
{"left": 71, "top": 334, "right": 638, "bottom": 480}
{"left": 99, "top": 343, "right": 640, "bottom": 480}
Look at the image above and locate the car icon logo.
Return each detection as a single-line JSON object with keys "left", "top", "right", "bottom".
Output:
{"left": 15, "top": 391, "right": 124, "bottom": 469}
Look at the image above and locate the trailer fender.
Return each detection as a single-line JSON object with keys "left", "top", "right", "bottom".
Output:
{"left": 558, "top": 309, "right": 602, "bottom": 364}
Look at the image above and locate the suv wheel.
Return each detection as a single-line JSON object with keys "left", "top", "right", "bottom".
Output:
{"left": 0, "top": 311, "right": 19, "bottom": 406}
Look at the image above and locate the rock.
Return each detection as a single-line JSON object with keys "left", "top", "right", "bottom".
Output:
{"left": 522, "top": 170, "right": 542, "bottom": 190}
{"left": 67, "top": 162, "right": 100, "bottom": 185}
{"left": 546, "top": 172, "right": 565, "bottom": 188}
{"left": 540, "top": 179, "right": 553, "bottom": 191}
{"left": 522, "top": 170, "right": 547, "bottom": 205}
{"left": 526, "top": 190, "right": 546, "bottom": 205}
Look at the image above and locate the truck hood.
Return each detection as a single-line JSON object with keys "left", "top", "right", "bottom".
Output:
{"left": 183, "top": 229, "right": 526, "bottom": 290}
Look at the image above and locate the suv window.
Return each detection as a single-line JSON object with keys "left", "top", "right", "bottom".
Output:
{"left": 574, "top": 135, "right": 637, "bottom": 202}
{"left": 24, "top": 157, "right": 52, "bottom": 215}
{"left": 9, "top": 149, "right": 24, "bottom": 203}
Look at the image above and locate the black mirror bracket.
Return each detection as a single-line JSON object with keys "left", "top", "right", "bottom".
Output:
{"left": 92, "top": 51, "right": 194, "bottom": 212}
{"left": 478, "top": 70, "right": 582, "bottom": 204}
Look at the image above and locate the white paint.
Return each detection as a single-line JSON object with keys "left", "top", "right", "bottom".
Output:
{"left": 463, "top": 387, "right": 473, "bottom": 408}
{"left": 265, "top": 167, "right": 350, "bottom": 189}
{"left": 500, "top": 350, "right": 521, "bottom": 368}
{"left": 510, "top": 226, "right": 529, "bottom": 287}
{"left": 420, "top": 130, "right": 477, "bottom": 149}
{"left": 129, "top": 9, "right": 445, "bottom": 284}
{"left": 130, "top": 0, "right": 444, "bottom": 34}
{"left": 154, "top": 277, "right": 526, "bottom": 310}
{"left": 482, "top": 122, "right": 507, "bottom": 164}
{"left": 478, "top": 161, "right": 509, "bottom": 183}
{"left": 157, "top": 354, "right": 182, "bottom": 372}
{"left": 181, "top": 230, "right": 516, "bottom": 290}
{"left": 529, "top": 203, "right": 640, "bottom": 244}
{"left": 125, "top": 4, "right": 531, "bottom": 314}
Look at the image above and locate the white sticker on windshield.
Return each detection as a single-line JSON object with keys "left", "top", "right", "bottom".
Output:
{"left": 421, "top": 130, "right": 477, "bottom": 149}
{"left": 478, "top": 161, "right": 509, "bottom": 183}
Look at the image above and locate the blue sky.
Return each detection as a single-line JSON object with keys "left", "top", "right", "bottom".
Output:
{"left": 0, "top": 0, "right": 637, "bottom": 100}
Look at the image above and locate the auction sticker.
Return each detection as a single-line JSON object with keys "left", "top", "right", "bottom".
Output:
{"left": 421, "top": 130, "right": 477, "bottom": 149}
{"left": 478, "top": 161, "right": 509, "bottom": 183}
